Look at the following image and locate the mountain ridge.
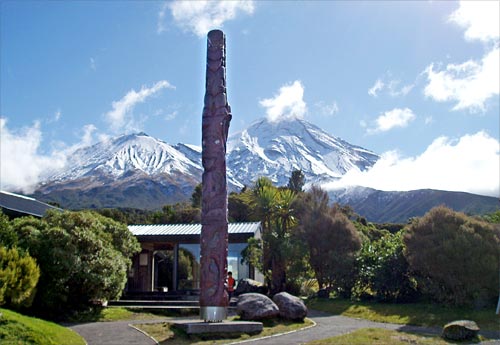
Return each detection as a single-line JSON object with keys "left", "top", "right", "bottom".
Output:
{"left": 29, "top": 118, "right": 498, "bottom": 222}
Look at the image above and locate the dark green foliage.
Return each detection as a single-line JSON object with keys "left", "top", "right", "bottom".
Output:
{"left": 0, "top": 246, "right": 40, "bottom": 308}
{"left": 353, "top": 220, "right": 390, "bottom": 242}
{"left": 228, "top": 188, "right": 256, "bottom": 222}
{"left": 404, "top": 206, "right": 500, "bottom": 307}
{"left": 354, "top": 232, "right": 418, "bottom": 302}
{"left": 11, "top": 210, "right": 141, "bottom": 318}
{"left": 241, "top": 237, "right": 264, "bottom": 274}
{"left": 0, "top": 211, "right": 17, "bottom": 248}
{"left": 95, "top": 208, "right": 152, "bottom": 225}
{"left": 151, "top": 203, "right": 201, "bottom": 224}
{"left": 191, "top": 183, "right": 202, "bottom": 208}
{"left": 287, "top": 169, "right": 305, "bottom": 193}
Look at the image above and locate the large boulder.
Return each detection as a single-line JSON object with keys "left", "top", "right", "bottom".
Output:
{"left": 272, "top": 292, "right": 308, "bottom": 321}
{"left": 236, "top": 293, "right": 279, "bottom": 321}
{"left": 235, "top": 279, "right": 266, "bottom": 296}
{"left": 442, "top": 320, "right": 480, "bottom": 341}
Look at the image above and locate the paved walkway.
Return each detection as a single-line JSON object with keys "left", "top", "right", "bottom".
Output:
{"left": 70, "top": 310, "right": 500, "bottom": 345}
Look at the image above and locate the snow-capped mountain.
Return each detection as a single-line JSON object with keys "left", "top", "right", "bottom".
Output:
{"left": 51, "top": 132, "right": 201, "bottom": 181}
{"left": 34, "top": 118, "right": 379, "bottom": 209}
{"left": 31, "top": 119, "right": 498, "bottom": 221}
{"left": 227, "top": 118, "right": 379, "bottom": 188}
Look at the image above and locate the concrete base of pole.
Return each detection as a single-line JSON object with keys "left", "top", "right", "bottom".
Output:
{"left": 200, "top": 306, "right": 227, "bottom": 322}
{"left": 174, "top": 319, "right": 263, "bottom": 335}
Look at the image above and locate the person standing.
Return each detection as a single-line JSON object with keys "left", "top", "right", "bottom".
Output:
{"left": 227, "top": 271, "right": 236, "bottom": 302}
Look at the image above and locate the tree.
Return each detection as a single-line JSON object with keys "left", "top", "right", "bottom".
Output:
{"left": 250, "top": 178, "right": 300, "bottom": 294}
{"left": 404, "top": 206, "right": 500, "bottom": 307}
{"left": 11, "top": 211, "right": 141, "bottom": 318}
{"left": 294, "top": 186, "right": 362, "bottom": 295}
{"left": 228, "top": 187, "right": 255, "bottom": 222}
{"left": 287, "top": 169, "right": 305, "bottom": 193}
{"left": 191, "top": 183, "right": 202, "bottom": 208}
{"left": 0, "top": 246, "right": 40, "bottom": 308}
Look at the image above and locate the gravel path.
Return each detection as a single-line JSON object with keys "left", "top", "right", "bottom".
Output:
{"left": 70, "top": 310, "right": 500, "bottom": 345}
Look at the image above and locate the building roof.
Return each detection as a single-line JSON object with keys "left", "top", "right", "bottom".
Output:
{"left": 129, "top": 222, "right": 261, "bottom": 236}
{"left": 0, "top": 191, "right": 62, "bottom": 218}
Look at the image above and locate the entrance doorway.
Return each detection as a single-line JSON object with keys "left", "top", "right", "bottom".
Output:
{"left": 153, "top": 250, "right": 174, "bottom": 292}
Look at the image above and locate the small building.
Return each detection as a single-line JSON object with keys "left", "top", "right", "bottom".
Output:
{"left": 0, "top": 190, "right": 61, "bottom": 219}
{"left": 127, "top": 222, "right": 263, "bottom": 294}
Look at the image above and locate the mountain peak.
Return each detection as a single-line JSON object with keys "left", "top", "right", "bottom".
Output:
{"left": 227, "top": 117, "right": 379, "bottom": 187}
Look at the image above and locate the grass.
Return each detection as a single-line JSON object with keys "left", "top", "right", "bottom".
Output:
{"left": 0, "top": 307, "right": 85, "bottom": 345}
{"left": 306, "top": 298, "right": 500, "bottom": 330}
{"left": 68, "top": 306, "right": 198, "bottom": 323}
{"left": 136, "top": 317, "right": 314, "bottom": 344}
{"left": 305, "top": 327, "right": 485, "bottom": 345}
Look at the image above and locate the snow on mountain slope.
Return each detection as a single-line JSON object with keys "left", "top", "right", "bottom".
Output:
{"left": 35, "top": 118, "right": 380, "bottom": 207}
{"left": 226, "top": 118, "right": 379, "bottom": 187}
{"left": 50, "top": 132, "right": 202, "bottom": 183}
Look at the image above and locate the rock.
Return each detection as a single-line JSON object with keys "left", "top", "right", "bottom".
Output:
{"left": 272, "top": 292, "right": 308, "bottom": 321}
{"left": 236, "top": 293, "right": 280, "bottom": 321}
{"left": 442, "top": 320, "right": 480, "bottom": 341}
{"left": 235, "top": 278, "right": 266, "bottom": 296}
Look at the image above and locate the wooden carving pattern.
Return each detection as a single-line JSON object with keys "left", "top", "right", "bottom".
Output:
{"left": 200, "top": 30, "right": 232, "bottom": 308}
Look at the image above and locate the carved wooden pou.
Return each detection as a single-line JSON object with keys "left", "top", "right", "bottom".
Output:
{"left": 199, "top": 29, "right": 232, "bottom": 322}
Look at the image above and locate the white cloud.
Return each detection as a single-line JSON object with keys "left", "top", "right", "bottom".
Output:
{"left": 315, "top": 101, "right": 339, "bottom": 116}
{"left": 0, "top": 118, "right": 106, "bottom": 193}
{"left": 368, "top": 76, "right": 414, "bottom": 98}
{"left": 157, "top": 2, "right": 169, "bottom": 34}
{"left": 448, "top": 1, "right": 499, "bottom": 43}
{"left": 424, "top": 47, "right": 499, "bottom": 112}
{"left": 323, "top": 131, "right": 499, "bottom": 197}
{"left": 90, "top": 57, "right": 96, "bottom": 71}
{"left": 54, "top": 109, "right": 61, "bottom": 121}
{"left": 368, "top": 79, "right": 384, "bottom": 97}
{"left": 423, "top": 1, "right": 499, "bottom": 112}
{"left": 0, "top": 119, "right": 66, "bottom": 193}
{"left": 387, "top": 80, "right": 414, "bottom": 97}
{"left": 260, "top": 80, "right": 307, "bottom": 122}
{"left": 367, "top": 107, "right": 416, "bottom": 134}
{"left": 105, "top": 80, "right": 175, "bottom": 134}
{"left": 167, "top": 0, "right": 255, "bottom": 37}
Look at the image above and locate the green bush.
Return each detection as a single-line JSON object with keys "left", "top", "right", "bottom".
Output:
{"left": 0, "top": 211, "right": 17, "bottom": 248}
{"left": 11, "top": 210, "right": 141, "bottom": 318}
{"left": 354, "top": 232, "right": 418, "bottom": 302}
{"left": 404, "top": 206, "right": 500, "bottom": 307}
{"left": 0, "top": 246, "right": 40, "bottom": 308}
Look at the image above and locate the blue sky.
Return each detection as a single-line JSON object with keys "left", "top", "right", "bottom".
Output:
{"left": 1, "top": 1, "right": 499, "bottom": 197}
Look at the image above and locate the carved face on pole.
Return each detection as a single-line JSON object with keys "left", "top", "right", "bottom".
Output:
{"left": 199, "top": 29, "right": 232, "bottom": 322}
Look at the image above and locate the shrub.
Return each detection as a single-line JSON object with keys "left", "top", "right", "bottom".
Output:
{"left": 404, "top": 206, "right": 500, "bottom": 307}
{"left": 354, "top": 232, "right": 418, "bottom": 302}
{"left": 0, "top": 246, "right": 40, "bottom": 308}
{"left": 0, "top": 211, "right": 17, "bottom": 248}
{"left": 11, "top": 210, "right": 141, "bottom": 318}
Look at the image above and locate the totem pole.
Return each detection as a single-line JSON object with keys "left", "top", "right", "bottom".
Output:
{"left": 199, "top": 30, "right": 232, "bottom": 322}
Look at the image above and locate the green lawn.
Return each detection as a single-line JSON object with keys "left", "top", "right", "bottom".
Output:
{"left": 305, "top": 327, "right": 484, "bottom": 345}
{"left": 306, "top": 298, "right": 500, "bottom": 331}
{"left": 68, "top": 306, "right": 198, "bottom": 323}
{"left": 0, "top": 308, "right": 85, "bottom": 345}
